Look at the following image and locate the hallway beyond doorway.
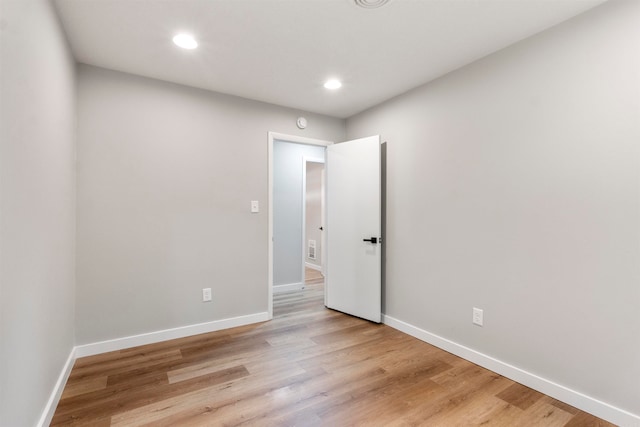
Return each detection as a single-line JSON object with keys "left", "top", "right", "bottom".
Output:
{"left": 305, "top": 267, "right": 324, "bottom": 285}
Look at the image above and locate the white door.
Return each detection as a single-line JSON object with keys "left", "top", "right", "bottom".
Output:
{"left": 326, "top": 135, "right": 381, "bottom": 323}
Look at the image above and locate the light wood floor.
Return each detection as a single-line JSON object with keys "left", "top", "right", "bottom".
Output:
{"left": 52, "top": 283, "right": 615, "bottom": 426}
{"left": 305, "top": 267, "right": 323, "bottom": 285}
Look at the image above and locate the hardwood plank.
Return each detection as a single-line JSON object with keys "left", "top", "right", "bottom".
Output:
{"left": 52, "top": 366, "right": 248, "bottom": 426}
{"left": 305, "top": 267, "right": 324, "bottom": 284}
{"left": 519, "top": 398, "right": 575, "bottom": 426}
{"left": 60, "top": 376, "right": 108, "bottom": 400}
{"left": 496, "top": 381, "right": 545, "bottom": 410}
{"left": 549, "top": 397, "right": 581, "bottom": 415}
{"left": 68, "top": 348, "right": 183, "bottom": 382}
{"left": 111, "top": 364, "right": 317, "bottom": 426}
{"left": 564, "top": 411, "right": 619, "bottom": 427}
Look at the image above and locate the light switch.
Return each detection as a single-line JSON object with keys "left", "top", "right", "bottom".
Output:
{"left": 251, "top": 200, "right": 259, "bottom": 213}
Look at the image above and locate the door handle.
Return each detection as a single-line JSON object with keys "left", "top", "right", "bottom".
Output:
{"left": 363, "top": 237, "right": 378, "bottom": 244}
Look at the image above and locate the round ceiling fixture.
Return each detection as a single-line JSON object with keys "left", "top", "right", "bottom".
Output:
{"left": 353, "top": 0, "right": 392, "bottom": 9}
{"left": 297, "top": 117, "right": 308, "bottom": 129}
{"left": 172, "top": 34, "right": 198, "bottom": 49}
{"left": 324, "top": 79, "right": 342, "bottom": 90}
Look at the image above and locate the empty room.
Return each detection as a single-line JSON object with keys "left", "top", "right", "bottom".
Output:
{"left": 1, "top": 0, "right": 638, "bottom": 426}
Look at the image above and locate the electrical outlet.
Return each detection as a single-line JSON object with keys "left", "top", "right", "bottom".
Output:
{"left": 473, "top": 307, "right": 483, "bottom": 326}
{"left": 202, "top": 288, "right": 212, "bottom": 302}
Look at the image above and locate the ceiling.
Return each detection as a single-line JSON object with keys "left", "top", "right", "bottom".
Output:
{"left": 54, "top": 0, "right": 606, "bottom": 119}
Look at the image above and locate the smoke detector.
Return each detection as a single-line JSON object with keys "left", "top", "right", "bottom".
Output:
{"left": 353, "top": 0, "right": 392, "bottom": 9}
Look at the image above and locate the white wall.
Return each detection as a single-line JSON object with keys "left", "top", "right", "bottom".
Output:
{"left": 0, "top": 0, "right": 77, "bottom": 425}
{"left": 347, "top": 0, "right": 639, "bottom": 420}
{"left": 76, "top": 65, "right": 344, "bottom": 344}
{"left": 305, "top": 162, "right": 323, "bottom": 268}
{"left": 273, "top": 141, "right": 325, "bottom": 287}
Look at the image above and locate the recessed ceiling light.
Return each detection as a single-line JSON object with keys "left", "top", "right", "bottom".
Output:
{"left": 324, "top": 79, "right": 342, "bottom": 90}
{"left": 173, "top": 34, "right": 198, "bottom": 49}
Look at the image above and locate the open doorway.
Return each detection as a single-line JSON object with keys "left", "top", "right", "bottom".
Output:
{"left": 268, "top": 132, "right": 382, "bottom": 322}
{"left": 268, "top": 132, "right": 332, "bottom": 319}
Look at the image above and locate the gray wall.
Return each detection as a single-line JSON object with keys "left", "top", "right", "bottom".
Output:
{"left": 305, "top": 162, "right": 324, "bottom": 268}
{"left": 347, "top": 0, "right": 639, "bottom": 416}
{"left": 273, "top": 141, "right": 325, "bottom": 286}
{"left": 0, "top": 0, "right": 77, "bottom": 425}
{"left": 76, "top": 65, "right": 345, "bottom": 344}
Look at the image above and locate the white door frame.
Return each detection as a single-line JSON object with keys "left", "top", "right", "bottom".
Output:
{"left": 268, "top": 132, "right": 333, "bottom": 320}
{"left": 301, "top": 156, "right": 325, "bottom": 282}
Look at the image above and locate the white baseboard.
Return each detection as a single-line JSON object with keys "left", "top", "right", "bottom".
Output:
{"left": 273, "top": 282, "right": 305, "bottom": 294}
{"left": 37, "top": 347, "right": 76, "bottom": 427}
{"left": 75, "top": 312, "right": 269, "bottom": 358}
{"left": 382, "top": 315, "right": 639, "bottom": 427}
{"left": 305, "top": 262, "right": 322, "bottom": 272}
